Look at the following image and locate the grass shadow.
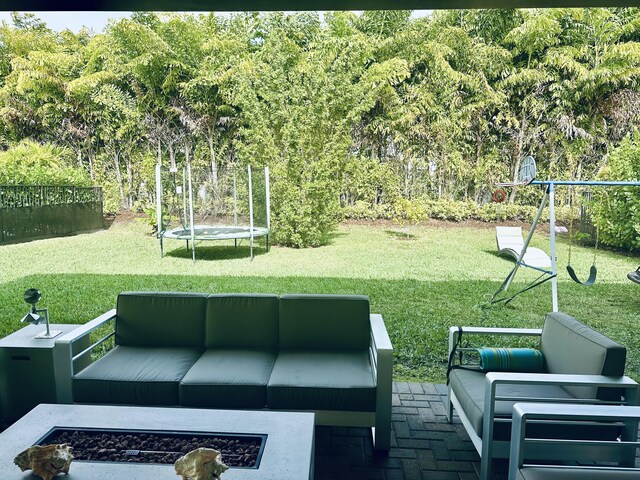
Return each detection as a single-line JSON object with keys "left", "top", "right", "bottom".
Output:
{"left": 321, "top": 230, "right": 348, "bottom": 246}
{"left": 165, "top": 244, "right": 269, "bottom": 261}
{"left": 385, "top": 230, "right": 417, "bottom": 241}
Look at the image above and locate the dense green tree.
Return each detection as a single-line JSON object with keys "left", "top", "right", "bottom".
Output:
{"left": 0, "top": 9, "right": 638, "bottom": 248}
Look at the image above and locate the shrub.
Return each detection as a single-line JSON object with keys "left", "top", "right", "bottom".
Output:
{"left": 343, "top": 200, "right": 394, "bottom": 220}
{"left": 425, "top": 199, "right": 475, "bottom": 222}
{"left": 270, "top": 162, "right": 341, "bottom": 248}
{"left": 592, "top": 133, "right": 640, "bottom": 251}
{"left": 0, "top": 140, "right": 91, "bottom": 186}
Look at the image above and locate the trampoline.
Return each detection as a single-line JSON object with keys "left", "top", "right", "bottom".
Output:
{"left": 164, "top": 225, "right": 269, "bottom": 242}
{"left": 156, "top": 163, "right": 270, "bottom": 262}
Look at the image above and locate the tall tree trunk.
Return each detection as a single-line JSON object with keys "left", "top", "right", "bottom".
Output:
{"left": 168, "top": 143, "right": 176, "bottom": 171}
{"left": 208, "top": 131, "right": 218, "bottom": 187}
{"left": 125, "top": 156, "right": 134, "bottom": 208}
{"left": 113, "top": 150, "right": 125, "bottom": 208}
{"left": 509, "top": 111, "right": 527, "bottom": 203}
{"left": 87, "top": 152, "right": 94, "bottom": 181}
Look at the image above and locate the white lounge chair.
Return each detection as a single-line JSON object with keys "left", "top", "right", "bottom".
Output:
{"left": 496, "top": 226, "right": 551, "bottom": 269}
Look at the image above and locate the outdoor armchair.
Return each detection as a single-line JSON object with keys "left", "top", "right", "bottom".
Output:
{"left": 446, "top": 312, "right": 639, "bottom": 480}
{"left": 509, "top": 403, "right": 640, "bottom": 480}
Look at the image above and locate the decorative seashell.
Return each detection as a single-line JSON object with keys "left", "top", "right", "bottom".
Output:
{"left": 174, "top": 447, "right": 229, "bottom": 480}
{"left": 14, "top": 443, "right": 73, "bottom": 480}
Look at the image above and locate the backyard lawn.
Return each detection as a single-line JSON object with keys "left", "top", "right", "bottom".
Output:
{"left": 1, "top": 216, "right": 638, "bottom": 383}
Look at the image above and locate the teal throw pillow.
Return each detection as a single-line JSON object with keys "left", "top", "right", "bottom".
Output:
{"left": 477, "top": 347, "right": 545, "bottom": 373}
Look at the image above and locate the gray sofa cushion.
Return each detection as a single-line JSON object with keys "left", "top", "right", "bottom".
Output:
{"left": 116, "top": 292, "right": 208, "bottom": 348}
{"left": 279, "top": 294, "right": 370, "bottom": 350}
{"left": 73, "top": 346, "right": 202, "bottom": 405}
{"left": 449, "top": 368, "right": 573, "bottom": 438}
{"left": 541, "top": 312, "right": 626, "bottom": 399}
{"left": 267, "top": 350, "right": 376, "bottom": 412}
{"left": 517, "top": 468, "right": 640, "bottom": 480}
{"left": 205, "top": 294, "right": 278, "bottom": 349}
{"left": 179, "top": 349, "right": 277, "bottom": 409}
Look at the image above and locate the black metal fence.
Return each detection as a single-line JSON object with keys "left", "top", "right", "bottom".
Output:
{"left": 0, "top": 185, "right": 104, "bottom": 244}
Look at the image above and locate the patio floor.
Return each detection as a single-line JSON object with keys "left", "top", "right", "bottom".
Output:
{"left": 314, "top": 382, "right": 501, "bottom": 480}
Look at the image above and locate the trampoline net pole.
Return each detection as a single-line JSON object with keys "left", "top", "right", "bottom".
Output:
{"left": 187, "top": 160, "right": 196, "bottom": 263}
{"left": 265, "top": 166, "right": 271, "bottom": 231}
{"left": 248, "top": 164, "right": 254, "bottom": 259}
{"left": 182, "top": 168, "right": 187, "bottom": 230}
{"left": 233, "top": 168, "right": 238, "bottom": 227}
{"left": 155, "top": 163, "right": 163, "bottom": 258}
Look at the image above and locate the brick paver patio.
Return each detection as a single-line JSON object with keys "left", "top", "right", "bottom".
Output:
{"left": 315, "top": 382, "right": 505, "bottom": 480}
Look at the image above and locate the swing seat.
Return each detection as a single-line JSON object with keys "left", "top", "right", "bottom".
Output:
{"left": 567, "top": 264, "right": 597, "bottom": 286}
{"left": 496, "top": 227, "right": 551, "bottom": 269}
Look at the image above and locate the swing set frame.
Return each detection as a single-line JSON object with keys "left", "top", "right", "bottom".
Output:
{"left": 500, "top": 179, "right": 640, "bottom": 312}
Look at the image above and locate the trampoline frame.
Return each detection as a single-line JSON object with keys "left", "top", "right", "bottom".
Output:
{"left": 155, "top": 162, "right": 270, "bottom": 261}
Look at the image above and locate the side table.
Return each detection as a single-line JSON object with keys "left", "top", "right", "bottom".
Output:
{"left": 0, "top": 324, "right": 89, "bottom": 424}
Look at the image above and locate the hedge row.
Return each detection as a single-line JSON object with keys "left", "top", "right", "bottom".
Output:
{"left": 343, "top": 198, "right": 573, "bottom": 225}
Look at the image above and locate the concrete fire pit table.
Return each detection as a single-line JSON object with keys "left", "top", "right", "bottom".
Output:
{"left": 0, "top": 404, "right": 314, "bottom": 480}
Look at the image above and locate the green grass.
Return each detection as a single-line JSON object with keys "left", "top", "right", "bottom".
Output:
{"left": 1, "top": 218, "right": 638, "bottom": 383}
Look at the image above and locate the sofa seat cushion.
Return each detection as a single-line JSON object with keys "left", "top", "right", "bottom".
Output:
{"left": 179, "top": 349, "right": 277, "bottom": 409}
{"left": 449, "top": 368, "right": 573, "bottom": 439}
{"left": 267, "top": 351, "right": 376, "bottom": 412}
{"left": 517, "top": 468, "right": 640, "bottom": 480}
{"left": 73, "top": 346, "right": 202, "bottom": 405}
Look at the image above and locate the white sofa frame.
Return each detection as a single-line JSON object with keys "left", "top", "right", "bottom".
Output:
{"left": 53, "top": 309, "right": 393, "bottom": 450}
{"left": 446, "top": 326, "right": 640, "bottom": 480}
{"left": 509, "top": 402, "right": 640, "bottom": 480}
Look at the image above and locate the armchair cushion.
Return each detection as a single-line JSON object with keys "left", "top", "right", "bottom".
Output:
{"left": 179, "top": 349, "right": 277, "bottom": 409}
{"left": 267, "top": 350, "right": 376, "bottom": 411}
{"left": 73, "top": 345, "right": 202, "bottom": 405}
{"left": 541, "top": 312, "right": 626, "bottom": 399}
{"left": 449, "top": 368, "right": 573, "bottom": 438}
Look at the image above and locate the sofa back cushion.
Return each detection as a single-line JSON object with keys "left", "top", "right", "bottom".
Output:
{"left": 278, "top": 294, "right": 370, "bottom": 350}
{"left": 541, "top": 312, "right": 626, "bottom": 399}
{"left": 116, "top": 292, "right": 207, "bottom": 348}
{"left": 205, "top": 294, "right": 278, "bottom": 349}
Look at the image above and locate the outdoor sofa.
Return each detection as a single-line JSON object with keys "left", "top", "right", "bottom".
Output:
{"left": 446, "top": 312, "right": 639, "bottom": 480}
{"left": 52, "top": 292, "right": 393, "bottom": 450}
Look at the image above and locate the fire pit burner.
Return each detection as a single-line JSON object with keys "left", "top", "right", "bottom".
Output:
{"left": 36, "top": 428, "right": 266, "bottom": 468}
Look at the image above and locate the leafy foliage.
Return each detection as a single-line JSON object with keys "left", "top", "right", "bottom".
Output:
{"left": 0, "top": 140, "right": 90, "bottom": 185}
{"left": 0, "top": 9, "right": 640, "bottom": 246}
{"left": 593, "top": 132, "right": 640, "bottom": 250}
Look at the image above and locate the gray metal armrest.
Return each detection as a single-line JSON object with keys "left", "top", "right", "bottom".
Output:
{"left": 448, "top": 326, "right": 542, "bottom": 356}
{"left": 370, "top": 313, "right": 393, "bottom": 451}
{"left": 448, "top": 326, "right": 543, "bottom": 369}
{"left": 509, "top": 403, "right": 640, "bottom": 480}
{"left": 482, "top": 372, "right": 639, "bottom": 480}
{"left": 53, "top": 309, "right": 117, "bottom": 403}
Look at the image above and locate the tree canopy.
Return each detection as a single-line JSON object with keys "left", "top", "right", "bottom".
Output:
{"left": 1, "top": 9, "right": 639, "bottom": 248}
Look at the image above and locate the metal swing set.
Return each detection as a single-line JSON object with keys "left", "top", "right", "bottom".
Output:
{"left": 491, "top": 156, "right": 640, "bottom": 312}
